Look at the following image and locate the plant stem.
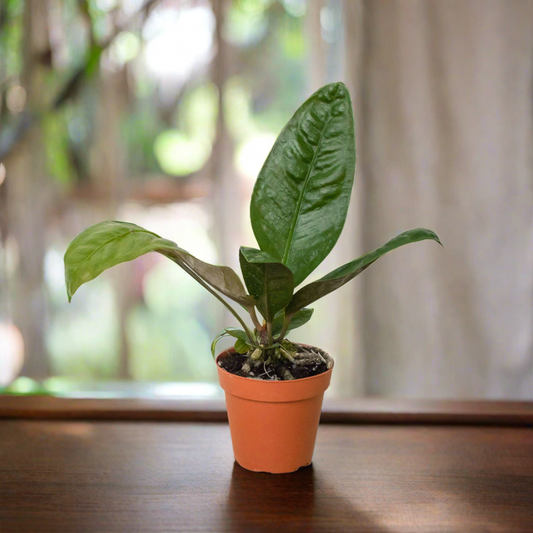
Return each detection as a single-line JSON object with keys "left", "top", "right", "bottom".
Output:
{"left": 275, "top": 314, "right": 292, "bottom": 343}
{"left": 266, "top": 320, "right": 273, "bottom": 346}
{"left": 170, "top": 257, "right": 255, "bottom": 343}
{"left": 248, "top": 306, "right": 263, "bottom": 331}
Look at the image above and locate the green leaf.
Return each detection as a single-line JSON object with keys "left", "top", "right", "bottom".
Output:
{"left": 162, "top": 249, "right": 255, "bottom": 308}
{"left": 211, "top": 328, "right": 251, "bottom": 358}
{"left": 239, "top": 247, "right": 294, "bottom": 323}
{"left": 250, "top": 82, "right": 355, "bottom": 286}
{"left": 211, "top": 330, "right": 229, "bottom": 358}
{"left": 65, "top": 221, "right": 177, "bottom": 301}
{"left": 65, "top": 221, "right": 255, "bottom": 308}
{"left": 286, "top": 228, "right": 442, "bottom": 316}
{"left": 234, "top": 339, "right": 250, "bottom": 354}
{"left": 272, "top": 308, "right": 314, "bottom": 336}
{"left": 223, "top": 328, "right": 249, "bottom": 342}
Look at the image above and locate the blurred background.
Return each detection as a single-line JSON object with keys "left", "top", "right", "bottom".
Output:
{"left": 0, "top": 0, "right": 532, "bottom": 400}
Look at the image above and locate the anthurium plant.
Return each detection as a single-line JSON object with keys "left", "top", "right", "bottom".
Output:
{"left": 64, "top": 82, "right": 441, "bottom": 380}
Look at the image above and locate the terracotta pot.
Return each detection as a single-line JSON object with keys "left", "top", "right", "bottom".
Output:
{"left": 216, "top": 348, "right": 333, "bottom": 474}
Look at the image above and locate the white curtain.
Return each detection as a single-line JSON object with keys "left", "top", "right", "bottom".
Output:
{"left": 342, "top": 0, "right": 533, "bottom": 398}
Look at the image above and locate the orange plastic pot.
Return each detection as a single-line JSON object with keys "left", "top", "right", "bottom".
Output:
{"left": 216, "top": 348, "right": 333, "bottom": 474}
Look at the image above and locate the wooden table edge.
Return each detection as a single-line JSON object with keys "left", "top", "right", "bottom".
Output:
{"left": 0, "top": 397, "right": 532, "bottom": 426}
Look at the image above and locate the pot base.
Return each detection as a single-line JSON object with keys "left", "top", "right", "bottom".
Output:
{"left": 234, "top": 459, "right": 312, "bottom": 474}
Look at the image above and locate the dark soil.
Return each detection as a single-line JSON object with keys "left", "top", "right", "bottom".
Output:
{"left": 218, "top": 344, "right": 332, "bottom": 381}
{"left": 220, "top": 352, "right": 249, "bottom": 376}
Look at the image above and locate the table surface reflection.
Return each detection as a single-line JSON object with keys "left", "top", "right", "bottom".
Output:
{"left": 0, "top": 401, "right": 532, "bottom": 532}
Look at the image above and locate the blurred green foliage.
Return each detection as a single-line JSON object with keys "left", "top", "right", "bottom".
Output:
{"left": 1, "top": 0, "right": 310, "bottom": 384}
{"left": 0, "top": 0, "right": 24, "bottom": 78}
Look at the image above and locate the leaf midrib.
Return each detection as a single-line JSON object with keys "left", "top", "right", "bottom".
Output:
{"left": 281, "top": 84, "right": 341, "bottom": 266}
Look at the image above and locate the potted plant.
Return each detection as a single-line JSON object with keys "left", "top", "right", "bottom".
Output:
{"left": 64, "top": 82, "right": 441, "bottom": 473}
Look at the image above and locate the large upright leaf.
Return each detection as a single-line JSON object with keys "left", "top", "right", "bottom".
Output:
{"left": 251, "top": 82, "right": 356, "bottom": 286}
{"left": 239, "top": 247, "right": 294, "bottom": 323}
{"left": 65, "top": 221, "right": 255, "bottom": 308}
{"left": 285, "top": 229, "right": 442, "bottom": 317}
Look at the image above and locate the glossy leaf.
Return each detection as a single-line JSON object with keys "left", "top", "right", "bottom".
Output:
{"left": 272, "top": 308, "right": 314, "bottom": 336}
{"left": 239, "top": 246, "right": 294, "bottom": 322}
{"left": 250, "top": 82, "right": 356, "bottom": 286}
{"left": 285, "top": 229, "right": 442, "bottom": 317}
{"left": 65, "top": 221, "right": 255, "bottom": 308}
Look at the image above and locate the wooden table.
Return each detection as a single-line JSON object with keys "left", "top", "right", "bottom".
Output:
{"left": 1, "top": 397, "right": 532, "bottom": 532}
